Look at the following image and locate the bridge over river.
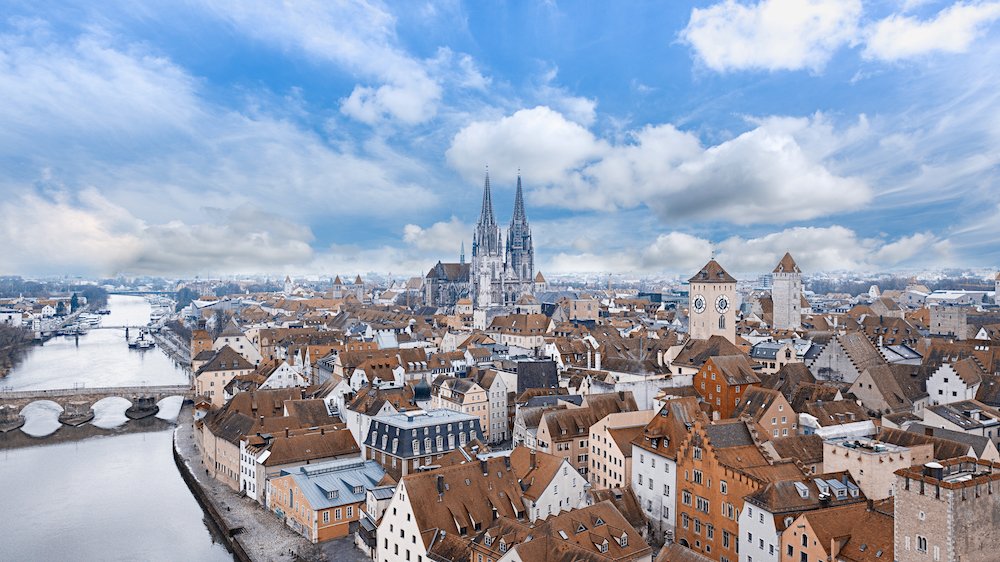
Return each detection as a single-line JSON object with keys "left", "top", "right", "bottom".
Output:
{"left": 0, "top": 384, "right": 194, "bottom": 411}
{"left": 0, "top": 384, "right": 194, "bottom": 432}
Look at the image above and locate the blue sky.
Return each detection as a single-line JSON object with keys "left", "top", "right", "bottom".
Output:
{"left": 1, "top": 0, "right": 999, "bottom": 278}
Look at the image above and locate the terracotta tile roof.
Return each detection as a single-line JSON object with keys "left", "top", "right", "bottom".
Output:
{"left": 773, "top": 252, "right": 801, "bottom": 274}
{"left": 251, "top": 425, "right": 359, "bottom": 466}
{"left": 708, "top": 355, "right": 762, "bottom": 386}
{"left": 733, "top": 386, "right": 785, "bottom": 422}
{"left": 688, "top": 259, "right": 736, "bottom": 284}
{"left": 877, "top": 426, "right": 972, "bottom": 460}
{"left": 402, "top": 457, "right": 527, "bottom": 550}
{"left": 197, "top": 345, "right": 254, "bottom": 374}
{"left": 509, "top": 447, "right": 565, "bottom": 501}
{"left": 633, "top": 397, "right": 708, "bottom": 459}
{"left": 770, "top": 434, "right": 825, "bottom": 466}
{"left": 673, "top": 335, "right": 746, "bottom": 369}
{"left": 473, "top": 500, "right": 652, "bottom": 562}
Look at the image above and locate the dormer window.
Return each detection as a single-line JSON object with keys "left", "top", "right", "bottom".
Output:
{"left": 598, "top": 540, "right": 609, "bottom": 553}
{"left": 484, "top": 535, "right": 493, "bottom": 547}
{"left": 499, "top": 540, "right": 507, "bottom": 553}
{"left": 594, "top": 517, "right": 605, "bottom": 527}
{"left": 619, "top": 533, "right": 628, "bottom": 547}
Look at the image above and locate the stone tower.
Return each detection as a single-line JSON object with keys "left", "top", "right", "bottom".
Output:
{"left": 471, "top": 171, "right": 503, "bottom": 307}
{"left": 771, "top": 252, "right": 802, "bottom": 331}
{"left": 505, "top": 174, "right": 534, "bottom": 283}
{"left": 995, "top": 272, "right": 1000, "bottom": 305}
{"left": 688, "top": 260, "right": 736, "bottom": 343}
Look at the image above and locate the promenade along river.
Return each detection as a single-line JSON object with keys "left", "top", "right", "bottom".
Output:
{"left": 0, "top": 295, "right": 232, "bottom": 561}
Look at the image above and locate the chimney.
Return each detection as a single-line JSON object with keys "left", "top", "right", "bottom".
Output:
{"left": 480, "top": 459, "right": 488, "bottom": 476}
{"left": 285, "top": 428, "right": 289, "bottom": 438}
{"left": 925, "top": 426, "right": 933, "bottom": 437}
{"left": 321, "top": 427, "right": 325, "bottom": 435}
{"left": 437, "top": 475, "right": 445, "bottom": 495}
{"left": 530, "top": 450, "right": 536, "bottom": 470}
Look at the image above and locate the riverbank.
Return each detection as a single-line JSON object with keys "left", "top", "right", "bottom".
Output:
{"left": 173, "top": 409, "right": 330, "bottom": 562}
{"left": 154, "top": 325, "right": 192, "bottom": 368}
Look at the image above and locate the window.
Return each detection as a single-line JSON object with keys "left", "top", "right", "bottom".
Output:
{"left": 693, "top": 447, "right": 702, "bottom": 460}
{"left": 917, "top": 536, "right": 928, "bottom": 553}
{"left": 347, "top": 506, "right": 353, "bottom": 518}
{"left": 693, "top": 470, "right": 703, "bottom": 485}
{"left": 682, "top": 490, "right": 692, "bottom": 505}
{"left": 723, "top": 530, "right": 730, "bottom": 549}
{"left": 720, "top": 480, "right": 727, "bottom": 494}
{"left": 323, "top": 511, "right": 330, "bottom": 523}
{"left": 696, "top": 496, "right": 710, "bottom": 514}
{"left": 801, "top": 533, "right": 807, "bottom": 547}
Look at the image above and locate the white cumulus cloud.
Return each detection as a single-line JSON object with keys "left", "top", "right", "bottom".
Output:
{"left": 680, "top": 0, "right": 862, "bottom": 72}
{"left": 864, "top": 2, "right": 1000, "bottom": 61}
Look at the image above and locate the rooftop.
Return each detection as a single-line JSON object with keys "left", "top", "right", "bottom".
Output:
{"left": 826, "top": 437, "right": 907, "bottom": 455}
{"left": 373, "top": 408, "right": 478, "bottom": 429}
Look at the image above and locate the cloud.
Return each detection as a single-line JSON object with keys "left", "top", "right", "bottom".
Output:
{"left": 541, "top": 226, "right": 949, "bottom": 275}
{"left": 194, "top": 0, "right": 494, "bottom": 125}
{"left": 680, "top": 0, "right": 862, "bottom": 72}
{"left": 0, "top": 29, "right": 440, "bottom": 224}
{"left": 0, "top": 191, "right": 315, "bottom": 276}
{"left": 864, "top": 2, "right": 1000, "bottom": 61}
{"left": 448, "top": 107, "right": 872, "bottom": 224}
{"left": 446, "top": 106, "right": 606, "bottom": 186}
{"left": 402, "top": 217, "right": 469, "bottom": 253}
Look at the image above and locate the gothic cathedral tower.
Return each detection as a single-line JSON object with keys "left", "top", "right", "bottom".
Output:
{"left": 688, "top": 260, "right": 736, "bottom": 343}
{"left": 505, "top": 174, "right": 534, "bottom": 283}
{"left": 471, "top": 171, "right": 503, "bottom": 307}
{"left": 771, "top": 252, "right": 802, "bottom": 331}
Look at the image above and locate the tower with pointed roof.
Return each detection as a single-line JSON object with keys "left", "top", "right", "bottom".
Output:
{"left": 688, "top": 259, "right": 737, "bottom": 342}
{"left": 505, "top": 173, "right": 534, "bottom": 284}
{"left": 772, "top": 252, "right": 802, "bottom": 331}
{"left": 471, "top": 170, "right": 504, "bottom": 307}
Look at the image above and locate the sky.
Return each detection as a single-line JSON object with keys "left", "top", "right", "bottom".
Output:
{"left": 1, "top": 0, "right": 999, "bottom": 279}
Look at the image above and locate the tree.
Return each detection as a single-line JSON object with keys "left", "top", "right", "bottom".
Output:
{"left": 55, "top": 301, "right": 67, "bottom": 316}
{"left": 175, "top": 287, "right": 198, "bottom": 312}
{"left": 70, "top": 293, "right": 80, "bottom": 312}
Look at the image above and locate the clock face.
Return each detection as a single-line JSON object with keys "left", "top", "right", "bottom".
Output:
{"left": 716, "top": 295, "right": 730, "bottom": 314}
{"left": 692, "top": 294, "right": 707, "bottom": 314}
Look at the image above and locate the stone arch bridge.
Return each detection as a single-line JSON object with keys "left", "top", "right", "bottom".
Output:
{"left": 0, "top": 384, "right": 194, "bottom": 412}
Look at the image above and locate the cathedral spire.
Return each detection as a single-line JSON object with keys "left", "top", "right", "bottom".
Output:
{"left": 512, "top": 172, "right": 526, "bottom": 223}
{"left": 479, "top": 168, "right": 496, "bottom": 226}
{"left": 460, "top": 241, "right": 465, "bottom": 264}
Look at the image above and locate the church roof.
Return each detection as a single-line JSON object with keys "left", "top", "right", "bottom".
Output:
{"left": 354, "top": 275, "right": 363, "bottom": 285}
{"left": 535, "top": 271, "right": 546, "bottom": 283}
{"left": 773, "top": 252, "right": 801, "bottom": 274}
{"left": 689, "top": 260, "right": 736, "bottom": 284}
{"left": 426, "top": 262, "right": 471, "bottom": 282}
{"left": 333, "top": 275, "right": 343, "bottom": 285}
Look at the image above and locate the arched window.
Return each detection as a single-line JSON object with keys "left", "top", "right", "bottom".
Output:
{"left": 719, "top": 316, "right": 726, "bottom": 329}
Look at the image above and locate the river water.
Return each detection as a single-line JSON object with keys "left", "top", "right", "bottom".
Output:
{"left": 0, "top": 295, "right": 232, "bottom": 561}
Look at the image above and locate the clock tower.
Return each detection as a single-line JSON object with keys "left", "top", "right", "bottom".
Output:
{"left": 688, "top": 259, "right": 737, "bottom": 343}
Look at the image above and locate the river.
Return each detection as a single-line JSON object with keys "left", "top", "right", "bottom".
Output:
{"left": 0, "top": 295, "right": 232, "bottom": 561}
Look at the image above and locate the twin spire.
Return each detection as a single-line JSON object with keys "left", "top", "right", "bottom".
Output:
{"left": 478, "top": 167, "right": 526, "bottom": 227}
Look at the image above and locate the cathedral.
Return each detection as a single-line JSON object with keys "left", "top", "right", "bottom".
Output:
{"left": 425, "top": 171, "right": 542, "bottom": 308}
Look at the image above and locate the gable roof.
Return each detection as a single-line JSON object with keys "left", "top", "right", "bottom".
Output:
{"left": 708, "top": 355, "right": 762, "bottom": 386}
{"left": 689, "top": 259, "right": 736, "bottom": 284}
{"left": 673, "top": 335, "right": 746, "bottom": 369}
{"left": 197, "top": 345, "right": 254, "bottom": 374}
